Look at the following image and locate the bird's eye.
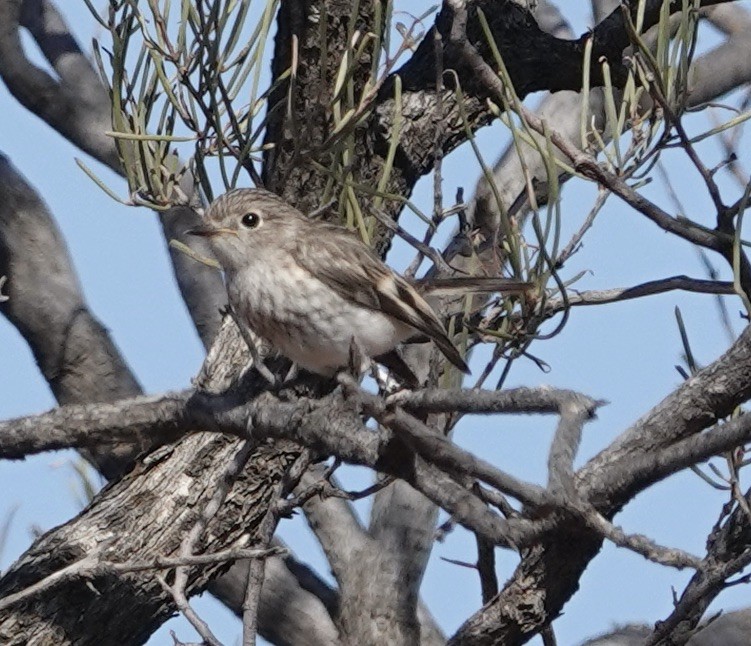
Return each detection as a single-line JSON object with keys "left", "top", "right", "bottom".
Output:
{"left": 240, "top": 211, "right": 261, "bottom": 229}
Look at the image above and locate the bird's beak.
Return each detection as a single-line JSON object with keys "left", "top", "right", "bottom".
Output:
{"left": 185, "top": 225, "right": 236, "bottom": 238}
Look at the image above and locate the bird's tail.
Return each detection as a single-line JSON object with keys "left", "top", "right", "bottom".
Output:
{"left": 417, "top": 276, "right": 533, "bottom": 296}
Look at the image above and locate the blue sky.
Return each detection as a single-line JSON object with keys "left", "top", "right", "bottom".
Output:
{"left": 2, "top": 3, "right": 751, "bottom": 645}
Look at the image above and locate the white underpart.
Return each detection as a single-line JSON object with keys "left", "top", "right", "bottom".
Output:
{"left": 226, "top": 253, "right": 413, "bottom": 376}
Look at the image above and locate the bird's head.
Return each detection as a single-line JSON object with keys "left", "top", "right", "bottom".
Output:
{"left": 187, "top": 188, "right": 303, "bottom": 270}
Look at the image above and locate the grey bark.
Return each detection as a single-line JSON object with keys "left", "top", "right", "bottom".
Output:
{"left": 0, "top": 154, "right": 142, "bottom": 478}
{"left": 450, "top": 325, "right": 751, "bottom": 644}
{"left": 0, "top": 0, "right": 225, "bottom": 347}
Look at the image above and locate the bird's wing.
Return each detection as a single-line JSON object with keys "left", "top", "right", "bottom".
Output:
{"left": 295, "top": 223, "right": 469, "bottom": 373}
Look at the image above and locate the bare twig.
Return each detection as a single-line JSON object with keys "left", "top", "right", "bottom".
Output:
{"left": 158, "top": 573, "right": 223, "bottom": 646}
{"left": 554, "top": 188, "right": 609, "bottom": 268}
{"left": 0, "top": 544, "right": 282, "bottom": 613}
{"left": 547, "top": 398, "right": 596, "bottom": 494}
{"left": 165, "top": 440, "right": 257, "bottom": 644}
{"left": 537, "top": 277, "right": 736, "bottom": 319}
{"left": 243, "top": 448, "right": 314, "bottom": 646}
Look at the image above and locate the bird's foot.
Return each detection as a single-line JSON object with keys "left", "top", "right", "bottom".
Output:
{"left": 250, "top": 360, "right": 278, "bottom": 388}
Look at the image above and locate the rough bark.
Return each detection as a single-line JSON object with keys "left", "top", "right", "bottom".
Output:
{"left": 0, "top": 315, "right": 307, "bottom": 644}
{"left": 0, "top": 157, "right": 340, "bottom": 643}
{"left": 449, "top": 326, "right": 751, "bottom": 645}
{"left": 0, "top": 433, "right": 300, "bottom": 645}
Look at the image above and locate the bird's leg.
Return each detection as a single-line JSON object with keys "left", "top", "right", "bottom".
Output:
{"left": 346, "top": 336, "right": 367, "bottom": 382}
{"left": 373, "top": 350, "right": 420, "bottom": 390}
{"left": 282, "top": 362, "right": 299, "bottom": 383}
{"left": 228, "top": 306, "right": 278, "bottom": 387}
{"left": 246, "top": 339, "right": 278, "bottom": 387}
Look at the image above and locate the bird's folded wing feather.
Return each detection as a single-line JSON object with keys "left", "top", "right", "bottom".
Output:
{"left": 295, "top": 224, "right": 469, "bottom": 372}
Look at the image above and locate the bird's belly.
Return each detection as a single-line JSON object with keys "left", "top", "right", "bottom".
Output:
{"left": 229, "top": 266, "right": 411, "bottom": 375}
{"left": 279, "top": 306, "right": 408, "bottom": 374}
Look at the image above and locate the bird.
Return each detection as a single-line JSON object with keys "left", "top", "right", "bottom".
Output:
{"left": 187, "top": 188, "right": 526, "bottom": 384}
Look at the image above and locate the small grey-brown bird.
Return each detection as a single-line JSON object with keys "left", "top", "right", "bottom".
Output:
{"left": 188, "top": 188, "right": 526, "bottom": 382}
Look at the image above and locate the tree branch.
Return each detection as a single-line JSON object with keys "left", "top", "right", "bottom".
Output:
{"left": 0, "top": 0, "right": 118, "bottom": 168}
{"left": 0, "top": 0, "right": 224, "bottom": 346}
{"left": 0, "top": 152, "right": 143, "bottom": 478}
{"left": 0, "top": 385, "right": 602, "bottom": 462}
{"left": 450, "top": 318, "right": 751, "bottom": 645}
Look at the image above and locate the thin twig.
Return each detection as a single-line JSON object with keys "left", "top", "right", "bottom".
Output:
{"left": 243, "top": 449, "right": 313, "bottom": 645}
{"left": 158, "top": 573, "right": 223, "bottom": 646}
{"left": 555, "top": 188, "right": 609, "bottom": 267}
{"left": 168, "top": 440, "right": 256, "bottom": 644}
{"left": 537, "top": 277, "right": 735, "bottom": 319}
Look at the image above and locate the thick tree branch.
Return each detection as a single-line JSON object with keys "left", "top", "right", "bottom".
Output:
{"left": 0, "top": 0, "right": 118, "bottom": 168}
{"left": 0, "top": 153, "right": 143, "bottom": 478}
{"left": 10, "top": 373, "right": 748, "bottom": 578}
{"left": 450, "top": 322, "right": 751, "bottom": 645}
{"left": 0, "top": 386, "right": 602, "bottom": 462}
{"left": 0, "top": 430, "right": 305, "bottom": 645}
{"left": 0, "top": 392, "right": 189, "bottom": 460}
{"left": 0, "top": 0, "right": 224, "bottom": 346}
